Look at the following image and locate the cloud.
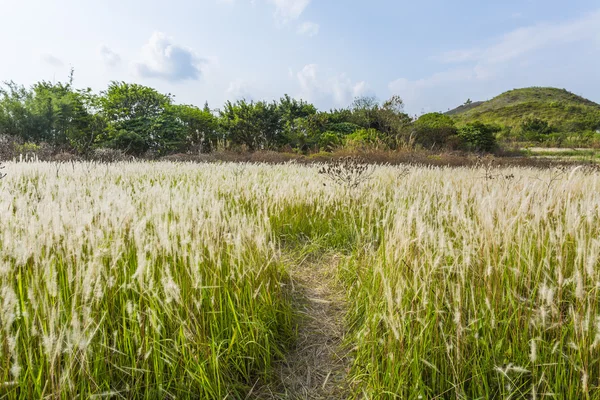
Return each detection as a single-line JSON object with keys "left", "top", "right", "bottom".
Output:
{"left": 297, "top": 21, "right": 319, "bottom": 37}
{"left": 267, "top": 0, "right": 311, "bottom": 23}
{"left": 99, "top": 45, "right": 121, "bottom": 67}
{"left": 390, "top": 9, "right": 600, "bottom": 115}
{"left": 296, "top": 64, "right": 371, "bottom": 107}
{"left": 438, "top": 10, "right": 600, "bottom": 66}
{"left": 226, "top": 79, "right": 254, "bottom": 100}
{"left": 134, "top": 32, "right": 206, "bottom": 82}
{"left": 41, "top": 54, "right": 64, "bottom": 67}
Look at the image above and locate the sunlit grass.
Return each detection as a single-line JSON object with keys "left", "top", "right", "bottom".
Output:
{"left": 1, "top": 161, "right": 599, "bottom": 398}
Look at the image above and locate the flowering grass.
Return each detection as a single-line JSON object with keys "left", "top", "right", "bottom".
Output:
{"left": 1, "top": 161, "right": 599, "bottom": 399}
{"left": 0, "top": 162, "right": 293, "bottom": 399}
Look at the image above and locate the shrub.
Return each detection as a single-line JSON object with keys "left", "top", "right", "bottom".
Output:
{"left": 457, "top": 122, "right": 499, "bottom": 152}
{"left": 520, "top": 117, "right": 553, "bottom": 142}
{"left": 326, "top": 122, "right": 361, "bottom": 135}
{"left": 110, "top": 130, "right": 148, "bottom": 155}
{"left": 344, "top": 128, "right": 386, "bottom": 150}
{"left": 318, "top": 131, "right": 343, "bottom": 151}
{"left": 412, "top": 113, "right": 458, "bottom": 149}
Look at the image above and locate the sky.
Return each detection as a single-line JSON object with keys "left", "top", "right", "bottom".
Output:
{"left": 0, "top": 0, "right": 599, "bottom": 115}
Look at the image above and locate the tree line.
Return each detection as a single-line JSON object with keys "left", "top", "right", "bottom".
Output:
{"left": 0, "top": 73, "right": 499, "bottom": 157}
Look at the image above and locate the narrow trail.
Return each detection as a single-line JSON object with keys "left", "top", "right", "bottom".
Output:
{"left": 256, "top": 254, "right": 351, "bottom": 399}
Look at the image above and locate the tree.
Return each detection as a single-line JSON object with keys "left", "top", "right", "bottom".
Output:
{"left": 412, "top": 113, "right": 458, "bottom": 149}
{"left": 100, "top": 82, "right": 178, "bottom": 155}
{"left": 350, "top": 96, "right": 380, "bottom": 129}
{"left": 0, "top": 75, "right": 102, "bottom": 154}
{"left": 377, "top": 95, "right": 412, "bottom": 147}
{"left": 457, "top": 122, "right": 499, "bottom": 152}
{"left": 0, "top": 82, "right": 37, "bottom": 142}
{"left": 278, "top": 94, "right": 317, "bottom": 148}
{"left": 347, "top": 95, "right": 412, "bottom": 148}
{"left": 219, "top": 100, "right": 282, "bottom": 150}
{"left": 65, "top": 89, "right": 107, "bottom": 155}
{"left": 170, "top": 104, "right": 219, "bottom": 153}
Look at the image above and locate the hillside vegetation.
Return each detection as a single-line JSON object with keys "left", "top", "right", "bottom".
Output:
{"left": 448, "top": 87, "right": 600, "bottom": 146}
{"left": 2, "top": 74, "right": 600, "bottom": 160}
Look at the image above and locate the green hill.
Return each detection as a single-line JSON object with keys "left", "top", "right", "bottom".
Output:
{"left": 447, "top": 87, "right": 600, "bottom": 133}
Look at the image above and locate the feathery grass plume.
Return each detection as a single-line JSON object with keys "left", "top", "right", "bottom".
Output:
{"left": 1, "top": 161, "right": 600, "bottom": 398}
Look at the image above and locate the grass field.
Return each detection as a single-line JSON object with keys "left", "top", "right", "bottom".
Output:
{"left": 1, "top": 161, "right": 600, "bottom": 399}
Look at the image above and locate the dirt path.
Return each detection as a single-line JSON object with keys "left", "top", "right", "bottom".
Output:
{"left": 255, "top": 254, "right": 350, "bottom": 399}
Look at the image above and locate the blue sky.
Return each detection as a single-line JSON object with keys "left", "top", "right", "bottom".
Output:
{"left": 1, "top": 0, "right": 599, "bottom": 115}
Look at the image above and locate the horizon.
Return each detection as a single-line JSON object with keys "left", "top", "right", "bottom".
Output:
{"left": 1, "top": 0, "right": 599, "bottom": 115}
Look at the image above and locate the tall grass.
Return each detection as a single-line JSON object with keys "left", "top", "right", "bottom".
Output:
{"left": 339, "top": 167, "right": 600, "bottom": 399}
{"left": 1, "top": 161, "right": 599, "bottom": 398}
{"left": 0, "top": 162, "right": 292, "bottom": 399}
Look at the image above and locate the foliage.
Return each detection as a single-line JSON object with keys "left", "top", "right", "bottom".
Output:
{"left": 519, "top": 116, "right": 553, "bottom": 142}
{"left": 457, "top": 121, "right": 499, "bottom": 152}
{"left": 169, "top": 104, "right": 219, "bottom": 153}
{"left": 413, "top": 112, "right": 458, "bottom": 149}
{"left": 101, "top": 82, "right": 181, "bottom": 155}
{"left": 344, "top": 128, "right": 386, "bottom": 149}
{"left": 3, "top": 76, "right": 600, "bottom": 155}
{"left": 450, "top": 87, "right": 600, "bottom": 144}
{"left": 219, "top": 99, "right": 283, "bottom": 150}
{"left": 318, "top": 131, "right": 343, "bottom": 151}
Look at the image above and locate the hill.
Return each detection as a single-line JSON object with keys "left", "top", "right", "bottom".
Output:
{"left": 447, "top": 87, "right": 600, "bottom": 133}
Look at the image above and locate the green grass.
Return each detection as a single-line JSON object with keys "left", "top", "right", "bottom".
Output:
{"left": 0, "top": 163, "right": 294, "bottom": 399}
{"left": 2, "top": 162, "right": 600, "bottom": 399}
{"left": 449, "top": 87, "right": 600, "bottom": 135}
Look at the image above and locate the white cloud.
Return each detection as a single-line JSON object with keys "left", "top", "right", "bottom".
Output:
{"left": 226, "top": 79, "right": 254, "bottom": 100}
{"left": 134, "top": 32, "right": 206, "bottom": 82}
{"left": 41, "top": 54, "right": 64, "bottom": 67}
{"left": 390, "top": 9, "right": 600, "bottom": 115}
{"left": 296, "top": 64, "right": 371, "bottom": 107}
{"left": 99, "top": 45, "right": 121, "bottom": 67}
{"left": 439, "top": 10, "right": 600, "bottom": 66}
{"left": 297, "top": 21, "right": 319, "bottom": 37}
{"left": 267, "top": 0, "right": 311, "bottom": 23}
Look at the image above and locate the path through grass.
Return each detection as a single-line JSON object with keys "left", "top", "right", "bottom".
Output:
{"left": 256, "top": 253, "right": 350, "bottom": 399}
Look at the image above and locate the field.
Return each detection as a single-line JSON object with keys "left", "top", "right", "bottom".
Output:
{"left": 523, "top": 147, "right": 600, "bottom": 163}
{"left": 1, "top": 161, "right": 600, "bottom": 399}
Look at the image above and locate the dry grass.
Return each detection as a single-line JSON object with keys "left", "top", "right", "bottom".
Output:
{"left": 256, "top": 253, "right": 349, "bottom": 400}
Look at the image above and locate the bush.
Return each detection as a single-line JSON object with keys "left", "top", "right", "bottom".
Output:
{"left": 110, "top": 130, "right": 148, "bottom": 155}
{"left": 412, "top": 113, "right": 458, "bottom": 149}
{"left": 344, "top": 128, "right": 386, "bottom": 150}
{"left": 457, "top": 122, "right": 499, "bottom": 152}
{"left": 520, "top": 117, "right": 553, "bottom": 142}
{"left": 318, "top": 131, "right": 343, "bottom": 151}
{"left": 326, "top": 122, "right": 361, "bottom": 135}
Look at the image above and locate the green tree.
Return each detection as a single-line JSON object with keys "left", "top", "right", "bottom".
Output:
{"left": 0, "top": 82, "right": 37, "bottom": 142}
{"left": 457, "top": 122, "right": 499, "bottom": 152}
{"left": 100, "top": 82, "right": 179, "bottom": 155}
{"left": 219, "top": 100, "right": 282, "bottom": 150}
{"left": 278, "top": 94, "right": 317, "bottom": 148}
{"left": 170, "top": 104, "right": 219, "bottom": 153}
{"left": 412, "top": 113, "right": 458, "bottom": 149}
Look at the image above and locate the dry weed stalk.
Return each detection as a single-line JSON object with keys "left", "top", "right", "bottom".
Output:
{"left": 318, "top": 156, "right": 374, "bottom": 189}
